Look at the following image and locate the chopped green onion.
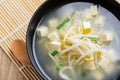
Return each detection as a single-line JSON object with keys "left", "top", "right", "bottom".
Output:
{"left": 81, "top": 72, "right": 87, "bottom": 78}
{"left": 88, "top": 37, "right": 100, "bottom": 41}
{"left": 56, "top": 17, "right": 70, "bottom": 30}
{"left": 55, "top": 61, "right": 63, "bottom": 72}
{"left": 82, "top": 36, "right": 100, "bottom": 41}
{"left": 56, "top": 66, "right": 60, "bottom": 72}
{"left": 58, "top": 61, "right": 64, "bottom": 66}
{"left": 51, "top": 50, "right": 59, "bottom": 57}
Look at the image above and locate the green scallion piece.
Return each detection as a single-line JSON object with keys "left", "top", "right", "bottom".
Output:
{"left": 88, "top": 37, "right": 100, "bottom": 41}
{"left": 56, "top": 66, "right": 60, "bottom": 72}
{"left": 81, "top": 72, "right": 87, "bottom": 78}
{"left": 56, "top": 17, "right": 70, "bottom": 30}
{"left": 51, "top": 50, "right": 59, "bottom": 57}
{"left": 81, "top": 36, "right": 100, "bottom": 41}
{"left": 58, "top": 61, "right": 64, "bottom": 66}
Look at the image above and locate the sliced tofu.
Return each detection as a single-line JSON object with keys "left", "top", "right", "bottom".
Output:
{"left": 108, "top": 49, "right": 119, "bottom": 62}
{"left": 99, "top": 56, "right": 110, "bottom": 68}
{"left": 48, "top": 18, "right": 59, "bottom": 27}
{"left": 103, "top": 63, "right": 116, "bottom": 74}
{"left": 100, "top": 31, "right": 113, "bottom": 45}
{"left": 102, "top": 49, "right": 119, "bottom": 62}
{"left": 90, "top": 71, "right": 104, "bottom": 80}
{"left": 90, "top": 5, "right": 98, "bottom": 17}
{"left": 50, "top": 41, "right": 61, "bottom": 52}
{"left": 84, "top": 9, "right": 92, "bottom": 20}
{"left": 94, "top": 15, "right": 105, "bottom": 27}
{"left": 82, "top": 60, "right": 96, "bottom": 70}
{"left": 37, "top": 26, "right": 48, "bottom": 37}
{"left": 82, "top": 21, "right": 91, "bottom": 34}
{"left": 48, "top": 31, "right": 60, "bottom": 41}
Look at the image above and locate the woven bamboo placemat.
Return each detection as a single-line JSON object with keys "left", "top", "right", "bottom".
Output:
{"left": 0, "top": 0, "right": 45, "bottom": 80}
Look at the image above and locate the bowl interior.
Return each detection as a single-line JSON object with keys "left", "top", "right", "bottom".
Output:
{"left": 27, "top": 0, "right": 120, "bottom": 80}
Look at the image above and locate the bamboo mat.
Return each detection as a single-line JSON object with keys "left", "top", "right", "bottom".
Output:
{"left": 0, "top": 0, "right": 45, "bottom": 80}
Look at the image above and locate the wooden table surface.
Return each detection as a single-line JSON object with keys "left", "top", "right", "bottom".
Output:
{"left": 0, "top": 47, "right": 26, "bottom": 80}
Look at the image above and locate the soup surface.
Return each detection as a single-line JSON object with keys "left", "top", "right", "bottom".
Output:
{"left": 33, "top": 2, "right": 120, "bottom": 80}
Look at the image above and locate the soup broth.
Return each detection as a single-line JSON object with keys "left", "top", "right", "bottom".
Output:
{"left": 33, "top": 2, "right": 120, "bottom": 80}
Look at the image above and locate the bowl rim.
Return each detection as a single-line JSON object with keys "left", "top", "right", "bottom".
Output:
{"left": 26, "top": 0, "right": 120, "bottom": 80}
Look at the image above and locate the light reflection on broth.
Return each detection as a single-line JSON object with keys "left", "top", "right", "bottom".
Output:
{"left": 33, "top": 2, "right": 120, "bottom": 80}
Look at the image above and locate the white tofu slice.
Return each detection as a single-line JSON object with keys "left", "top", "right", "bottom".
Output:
{"left": 84, "top": 9, "right": 92, "bottom": 20}
{"left": 103, "top": 63, "right": 116, "bottom": 74}
{"left": 100, "top": 31, "right": 113, "bottom": 44}
{"left": 48, "top": 18, "right": 59, "bottom": 27}
{"left": 90, "top": 5, "right": 98, "bottom": 17}
{"left": 37, "top": 26, "right": 48, "bottom": 37}
{"left": 102, "top": 49, "right": 119, "bottom": 62}
{"left": 82, "top": 21, "right": 91, "bottom": 34}
{"left": 99, "top": 56, "right": 110, "bottom": 68}
{"left": 94, "top": 15, "right": 105, "bottom": 27}
{"left": 82, "top": 60, "right": 96, "bottom": 70}
{"left": 50, "top": 41, "right": 61, "bottom": 52}
{"left": 108, "top": 49, "right": 119, "bottom": 62}
{"left": 90, "top": 71, "right": 104, "bottom": 80}
{"left": 48, "top": 31, "right": 60, "bottom": 41}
